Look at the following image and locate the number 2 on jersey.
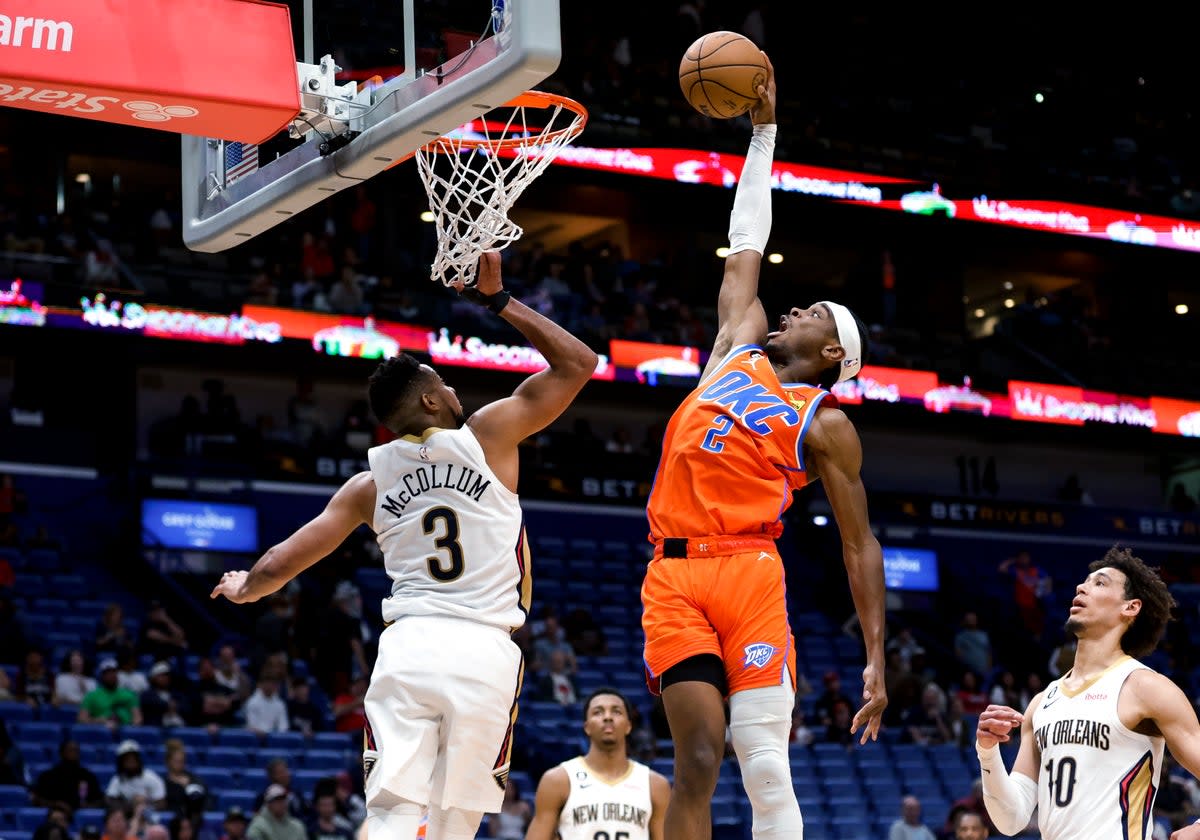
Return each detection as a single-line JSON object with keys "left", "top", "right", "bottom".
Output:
{"left": 423, "top": 506, "right": 465, "bottom": 582}
{"left": 701, "top": 414, "right": 735, "bottom": 453}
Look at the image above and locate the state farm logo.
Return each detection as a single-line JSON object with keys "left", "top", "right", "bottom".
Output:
{"left": 1084, "top": 692, "right": 1107, "bottom": 701}
{"left": 123, "top": 101, "right": 198, "bottom": 123}
{"left": 0, "top": 84, "right": 201, "bottom": 121}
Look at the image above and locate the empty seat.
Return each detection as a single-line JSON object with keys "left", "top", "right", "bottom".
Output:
{"left": 217, "top": 729, "right": 260, "bottom": 749}
{"left": 13, "top": 721, "right": 63, "bottom": 743}
{"left": 217, "top": 790, "right": 257, "bottom": 812}
{"left": 0, "top": 701, "right": 35, "bottom": 722}
{"left": 164, "top": 727, "right": 214, "bottom": 749}
{"left": 264, "top": 731, "right": 306, "bottom": 750}
{"left": 47, "top": 575, "right": 87, "bottom": 599}
{"left": 204, "top": 747, "right": 250, "bottom": 769}
{"left": 69, "top": 725, "right": 114, "bottom": 746}
{"left": 311, "top": 732, "right": 355, "bottom": 751}
{"left": 15, "top": 808, "right": 49, "bottom": 831}
{"left": 0, "top": 783, "right": 30, "bottom": 810}
{"left": 303, "top": 750, "right": 349, "bottom": 771}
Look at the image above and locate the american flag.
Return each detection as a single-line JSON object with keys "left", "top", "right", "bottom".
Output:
{"left": 224, "top": 141, "right": 258, "bottom": 187}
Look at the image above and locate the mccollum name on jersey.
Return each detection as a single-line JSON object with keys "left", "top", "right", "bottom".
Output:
{"left": 380, "top": 463, "right": 492, "bottom": 515}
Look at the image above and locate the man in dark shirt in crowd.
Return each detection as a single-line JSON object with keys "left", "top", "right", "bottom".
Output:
{"left": 33, "top": 740, "right": 104, "bottom": 811}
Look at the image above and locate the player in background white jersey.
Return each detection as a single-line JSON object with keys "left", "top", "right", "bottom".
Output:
{"left": 975, "top": 546, "right": 1200, "bottom": 840}
{"left": 212, "top": 250, "right": 599, "bottom": 840}
{"left": 525, "top": 687, "right": 670, "bottom": 840}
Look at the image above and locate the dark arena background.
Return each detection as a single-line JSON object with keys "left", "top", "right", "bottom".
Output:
{"left": 1, "top": 4, "right": 1200, "bottom": 839}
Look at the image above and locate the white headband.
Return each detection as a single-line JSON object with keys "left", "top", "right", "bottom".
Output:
{"left": 819, "top": 301, "right": 863, "bottom": 383}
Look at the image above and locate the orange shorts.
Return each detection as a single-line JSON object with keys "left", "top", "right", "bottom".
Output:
{"left": 641, "top": 536, "right": 796, "bottom": 697}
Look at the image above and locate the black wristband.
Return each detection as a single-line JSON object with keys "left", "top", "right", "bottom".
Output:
{"left": 462, "top": 287, "right": 511, "bottom": 314}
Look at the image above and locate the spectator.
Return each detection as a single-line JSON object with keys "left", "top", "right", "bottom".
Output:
{"left": 943, "top": 780, "right": 995, "bottom": 839}
{"left": 1048, "top": 637, "right": 1077, "bottom": 678}
{"left": 255, "top": 758, "right": 306, "bottom": 820}
{"left": 33, "top": 739, "right": 104, "bottom": 811}
{"left": 952, "top": 612, "right": 992, "bottom": 679}
{"left": 286, "top": 677, "right": 325, "bottom": 737}
{"left": 953, "top": 810, "right": 991, "bottom": 840}
{"left": 101, "top": 804, "right": 140, "bottom": 840}
{"left": 166, "top": 814, "right": 202, "bottom": 840}
{"left": 987, "top": 670, "right": 1022, "bottom": 708}
{"left": 307, "top": 790, "right": 356, "bottom": 840}
{"left": 140, "top": 661, "right": 189, "bottom": 727}
{"left": 0, "top": 587, "right": 32, "bottom": 663}
{"left": 253, "top": 593, "right": 297, "bottom": 675}
{"left": 53, "top": 649, "right": 95, "bottom": 705}
{"left": 79, "top": 658, "right": 142, "bottom": 727}
{"left": 822, "top": 697, "right": 856, "bottom": 747}
{"left": 193, "top": 656, "right": 239, "bottom": 729}
{"left": 889, "top": 795, "right": 936, "bottom": 840}
{"left": 105, "top": 739, "right": 167, "bottom": 812}
{"left": 331, "top": 675, "right": 368, "bottom": 736}
{"left": 163, "top": 739, "right": 209, "bottom": 819}
{"left": 221, "top": 808, "right": 250, "bottom": 840}
{"left": 139, "top": 600, "right": 189, "bottom": 663}
{"left": 488, "top": 778, "right": 531, "bottom": 840}
{"left": 536, "top": 649, "right": 578, "bottom": 705}
{"left": 812, "top": 671, "right": 854, "bottom": 728}
{"left": 532, "top": 614, "right": 577, "bottom": 674}
{"left": 1169, "top": 483, "right": 1196, "bottom": 513}
{"left": 213, "top": 644, "right": 253, "bottom": 703}
{"left": 94, "top": 603, "right": 132, "bottom": 658}
{"left": 328, "top": 267, "right": 368, "bottom": 315}
{"left": 17, "top": 648, "right": 55, "bottom": 706}
{"left": 886, "top": 627, "right": 924, "bottom": 671}
{"left": 561, "top": 606, "right": 608, "bottom": 657}
{"left": 0, "top": 715, "right": 22, "bottom": 784}
{"left": 954, "top": 670, "right": 989, "bottom": 716}
{"left": 248, "top": 784, "right": 306, "bottom": 840}
{"left": 115, "top": 648, "right": 150, "bottom": 696}
{"left": 903, "top": 683, "right": 952, "bottom": 746}
{"left": 998, "top": 549, "right": 1051, "bottom": 642}
{"left": 32, "top": 804, "right": 73, "bottom": 840}
{"left": 244, "top": 674, "right": 289, "bottom": 736}
{"left": 313, "top": 581, "right": 370, "bottom": 697}
{"left": 332, "top": 771, "right": 367, "bottom": 828}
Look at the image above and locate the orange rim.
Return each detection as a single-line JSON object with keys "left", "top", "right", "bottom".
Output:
{"left": 421, "top": 90, "right": 588, "bottom": 152}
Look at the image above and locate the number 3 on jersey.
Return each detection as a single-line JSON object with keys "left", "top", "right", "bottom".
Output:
{"left": 701, "top": 414, "right": 735, "bottom": 453}
{"left": 423, "top": 506, "right": 465, "bottom": 582}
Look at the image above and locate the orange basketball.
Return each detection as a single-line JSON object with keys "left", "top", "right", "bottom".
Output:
{"left": 678, "top": 31, "right": 767, "bottom": 119}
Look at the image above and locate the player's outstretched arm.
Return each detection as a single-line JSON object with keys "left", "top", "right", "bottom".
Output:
{"left": 465, "top": 252, "right": 598, "bottom": 484}
{"left": 210, "top": 471, "right": 374, "bottom": 604}
{"left": 701, "top": 53, "right": 776, "bottom": 380}
{"left": 976, "top": 698, "right": 1042, "bottom": 836}
{"left": 524, "top": 767, "right": 570, "bottom": 840}
{"left": 806, "top": 407, "right": 887, "bottom": 743}
{"left": 648, "top": 770, "right": 671, "bottom": 840}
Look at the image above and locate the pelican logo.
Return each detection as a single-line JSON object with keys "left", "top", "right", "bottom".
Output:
{"left": 493, "top": 766, "right": 509, "bottom": 790}
{"left": 363, "top": 752, "right": 377, "bottom": 781}
{"left": 742, "top": 642, "right": 776, "bottom": 669}
{"left": 419, "top": 446, "right": 431, "bottom": 462}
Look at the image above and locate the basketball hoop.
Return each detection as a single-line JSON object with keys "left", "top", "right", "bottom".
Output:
{"left": 416, "top": 91, "right": 588, "bottom": 287}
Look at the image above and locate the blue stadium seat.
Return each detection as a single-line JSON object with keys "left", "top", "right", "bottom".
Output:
{"left": 217, "top": 729, "right": 260, "bottom": 749}
{"left": 0, "top": 784, "right": 30, "bottom": 811}
{"left": 164, "top": 727, "right": 213, "bottom": 749}
{"left": 31, "top": 597, "right": 70, "bottom": 615}
{"left": 291, "top": 768, "right": 333, "bottom": 799}
{"left": 69, "top": 725, "right": 114, "bottom": 746}
{"left": 14, "top": 573, "right": 47, "bottom": 598}
{"left": 47, "top": 574, "right": 87, "bottom": 599}
{"left": 822, "top": 779, "right": 861, "bottom": 800}
{"left": 312, "top": 732, "right": 355, "bottom": 751}
{"left": 72, "top": 808, "right": 106, "bottom": 830}
{"left": 119, "top": 725, "right": 165, "bottom": 751}
{"left": 204, "top": 747, "right": 250, "bottom": 769}
{"left": 59, "top": 615, "right": 96, "bottom": 636}
{"left": 15, "top": 808, "right": 49, "bottom": 831}
{"left": 12, "top": 721, "right": 63, "bottom": 743}
{"left": 240, "top": 768, "right": 268, "bottom": 789}
{"left": 255, "top": 748, "right": 297, "bottom": 769}
{"left": 0, "top": 701, "right": 35, "bottom": 722}
{"left": 3, "top": 832, "right": 33, "bottom": 840}
{"left": 27, "top": 548, "right": 62, "bottom": 570}
{"left": 264, "top": 731, "right": 306, "bottom": 750}
{"left": 201, "top": 811, "right": 226, "bottom": 835}
{"left": 217, "top": 790, "right": 258, "bottom": 812}
{"left": 303, "top": 750, "right": 349, "bottom": 771}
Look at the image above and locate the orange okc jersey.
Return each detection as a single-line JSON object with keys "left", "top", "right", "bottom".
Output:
{"left": 648, "top": 343, "right": 834, "bottom": 539}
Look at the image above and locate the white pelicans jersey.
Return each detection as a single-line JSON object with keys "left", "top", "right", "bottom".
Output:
{"left": 556, "top": 756, "right": 653, "bottom": 840}
{"left": 1031, "top": 656, "right": 1164, "bottom": 840}
{"left": 368, "top": 425, "right": 530, "bottom": 631}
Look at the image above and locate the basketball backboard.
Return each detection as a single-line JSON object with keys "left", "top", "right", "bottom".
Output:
{"left": 181, "top": 0, "right": 561, "bottom": 253}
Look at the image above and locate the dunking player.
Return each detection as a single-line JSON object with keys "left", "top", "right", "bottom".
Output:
{"left": 212, "top": 251, "right": 598, "bottom": 840}
{"left": 977, "top": 546, "right": 1200, "bottom": 840}
{"left": 640, "top": 55, "right": 887, "bottom": 840}
{"left": 525, "top": 687, "right": 670, "bottom": 840}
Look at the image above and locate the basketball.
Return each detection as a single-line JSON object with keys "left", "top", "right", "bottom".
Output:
{"left": 678, "top": 31, "right": 767, "bottom": 119}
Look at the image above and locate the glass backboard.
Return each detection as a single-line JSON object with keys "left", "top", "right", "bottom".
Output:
{"left": 181, "top": 0, "right": 561, "bottom": 253}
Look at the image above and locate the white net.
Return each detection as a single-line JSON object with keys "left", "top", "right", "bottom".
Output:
{"left": 416, "top": 92, "right": 587, "bottom": 287}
